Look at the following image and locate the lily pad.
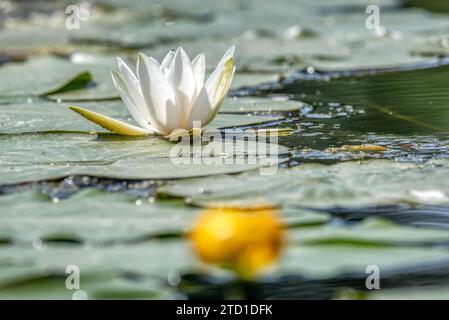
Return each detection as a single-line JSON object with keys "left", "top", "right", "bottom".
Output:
{"left": 159, "top": 159, "right": 449, "bottom": 209}
{"left": 0, "top": 99, "right": 286, "bottom": 134}
{"left": 0, "top": 271, "right": 172, "bottom": 299}
{"left": 0, "top": 57, "right": 103, "bottom": 97}
{"left": 40, "top": 72, "right": 93, "bottom": 97}
{"left": 0, "top": 54, "right": 120, "bottom": 100}
{"left": 368, "top": 285, "right": 449, "bottom": 300}
{"left": 0, "top": 26, "right": 70, "bottom": 54}
{"left": 279, "top": 244, "right": 449, "bottom": 279}
{"left": 289, "top": 217, "right": 449, "bottom": 247}
{"left": 0, "top": 189, "right": 199, "bottom": 243}
{"left": 0, "top": 132, "right": 287, "bottom": 185}
{"left": 220, "top": 97, "right": 303, "bottom": 114}
{"left": 72, "top": 1, "right": 444, "bottom": 71}
{"left": 0, "top": 241, "right": 193, "bottom": 299}
{"left": 0, "top": 189, "right": 328, "bottom": 244}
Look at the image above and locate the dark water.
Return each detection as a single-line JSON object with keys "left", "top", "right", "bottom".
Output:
{"left": 281, "top": 59, "right": 449, "bottom": 134}
{"left": 231, "top": 57, "right": 449, "bottom": 164}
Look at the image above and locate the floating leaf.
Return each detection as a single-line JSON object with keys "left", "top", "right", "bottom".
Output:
{"left": 0, "top": 99, "right": 286, "bottom": 134}
{"left": 279, "top": 244, "right": 449, "bottom": 280}
{"left": 159, "top": 159, "right": 449, "bottom": 208}
{"left": 0, "top": 133, "right": 288, "bottom": 185}
{"left": 289, "top": 217, "right": 449, "bottom": 247}
{"left": 220, "top": 97, "right": 303, "bottom": 114}
{"left": 40, "top": 72, "right": 93, "bottom": 97}
{"left": 0, "top": 189, "right": 326, "bottom": 244}
{"left": 0, "top": 57, "right": 104, "bottom": 97}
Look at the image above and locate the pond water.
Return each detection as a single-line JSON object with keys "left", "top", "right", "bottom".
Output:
{"left": 248, "top": 59, "right": 449, "bottom": 164}
{"left": 0, "top": 0, "right": 449, "bottom": 299}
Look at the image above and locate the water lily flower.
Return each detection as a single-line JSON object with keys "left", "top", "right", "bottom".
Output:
{"left": 69, "top": 46, "right": 236, "bottom": 136}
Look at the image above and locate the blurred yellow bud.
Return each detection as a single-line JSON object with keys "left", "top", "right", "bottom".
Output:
{"left": 189, "top": 206, "right": 284, "bottom": 280}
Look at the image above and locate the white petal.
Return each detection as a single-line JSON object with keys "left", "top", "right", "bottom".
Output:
{"left": 137, "top": 52, "right": 181, "bottom": 134}
{"left": 186, "top": 56, "right": 235, "bottom": 128}
{"left": 111, "top": 70, "right": 157, "bottom": 132}
{"left": 217, "top": 45, "right": 235, "bottom": 66}
{"left": 199, "top": 45, "right": 235, "bottom": 101}
{"left": 205, "top": 56, "right": 235, "bottom": 110}
{"left": 116, "top": 57, "right": 151, "bottom": 120}
{"left": 184, "top": 87, "right": 212, "bottom": 129}
{"left": 148, "top": 56, "right": 161, "bottom": 67}
{"left": 168, "top": 47, "right": 197, "bottom": 124}
{"left": 191, "top": 53, "right": 205, "bottom": 95}
{"left": 69, "top": 106, "right": 154, "bottom": 136}
{"left": 225, "top": 65, "right": 236, "bottom": 95}
{"left": 161, "top": 49, "right": 175, "bottom": 69}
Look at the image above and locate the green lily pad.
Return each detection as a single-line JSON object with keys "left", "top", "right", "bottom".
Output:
{"left": 0, "top": 54, "right": 119, "bottom": 100}
{"left": 72, "top": 1, "right": 442, "bottom": 72}
{"left": 220, "top": 97, "right": 303, "bottom": 114}
{"left": 282, "top": 208, "right": 331, "bottom": 227}
{"left": 229, "top": 72, "right": 282, "bottom": 90}
{"left": 289, "top": 217, "right": 449, "bottom": 246}
{"left": 0, "top": 57, "right": 100, "bottom": 97}
{"left": 368, "top": 286, "right": 449, "bottom": 300}
{"left": 0, "top": 99, "right": 286, "bottom": 134}
{"left": 279, "top": 244, "right": 449, "bottom": 279}
{"left": 0, "top": 189, "right": 327, "bottom": 244}
{"left": 159, "top": 159, "right": 449, "bottom": 208}
{"left": 0, "top": 132, "right": 287, "bottom": 185}
{"left": 40, "top": 72, "right": 93, "bottom": 97}
{"left": 0, "top": 241, "right": 193, "bottom": 299}
{"left": 0, "top": 26, "right": 70, "bottom": 54}
{"left": 0, "top": 271, "right": 171, "bottom": 299}
{"left": 0, "top": 189, "right": 199, "bottom": 243}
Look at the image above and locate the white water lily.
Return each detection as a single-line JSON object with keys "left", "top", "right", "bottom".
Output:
{"left": 69, "top": 46, "right": 236, "bottom": 136}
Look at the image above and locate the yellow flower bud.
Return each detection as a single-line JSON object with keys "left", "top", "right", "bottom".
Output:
{"left": 188, "top": 206, "right": 284, "bottom": 280}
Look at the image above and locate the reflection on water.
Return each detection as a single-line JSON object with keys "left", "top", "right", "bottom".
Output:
{"left": 232, "top": 58, "right": 449, "bottom": 163}
{"left": 278, "top": 58, "right": 449, "bottom": 134}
